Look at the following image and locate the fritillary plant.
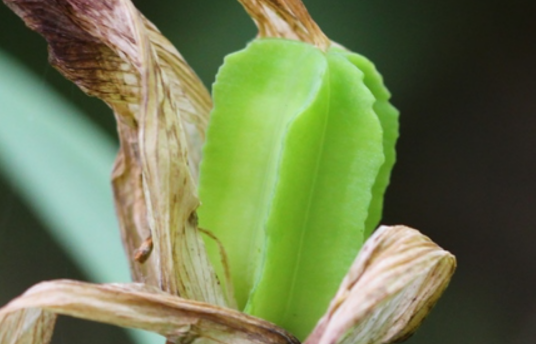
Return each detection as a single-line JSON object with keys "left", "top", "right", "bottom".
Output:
{"left": 0, "top": 0, "right": 456, "bottom": 343}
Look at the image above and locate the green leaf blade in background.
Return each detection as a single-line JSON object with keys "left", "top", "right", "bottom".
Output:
{"left": 0, "top": 50, "right": 161, "bottom": 344}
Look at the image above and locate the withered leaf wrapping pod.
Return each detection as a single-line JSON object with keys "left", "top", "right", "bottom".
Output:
{"left": 2, "top": 0, "right": 227, "bottom": 305}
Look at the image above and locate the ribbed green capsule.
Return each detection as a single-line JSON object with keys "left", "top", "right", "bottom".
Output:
{"left": 331, "top": 48, "right": 400, "bottom": 237}
{"left": 198, "top": 38, "right": 398, "bottom": 339}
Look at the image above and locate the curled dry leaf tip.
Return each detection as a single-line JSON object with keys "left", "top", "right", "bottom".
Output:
{"left": 305, "top": 225, "right": 456, "bottom": 344}
{"left": 237, "top": 0, "right": 330, "bottom": 50}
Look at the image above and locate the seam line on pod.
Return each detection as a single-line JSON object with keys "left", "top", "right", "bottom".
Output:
{"left": 252, "top": 47, "right": 327, "bottom": 290}
{"left": 280, "top": 60, "right": 331, "bottom": 323}
{"left": 246, "top": 46, "right": 329, "bottom": 306}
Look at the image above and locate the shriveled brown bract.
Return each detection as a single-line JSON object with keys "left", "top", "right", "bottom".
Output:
{"left": 5, "top": 0, "right": 219, "bottom": 302}
{"left": 0, "top": 0, "right": 456, "bottom": 343}
{"left": 0, "top": 281, "right": 298, "bottom": 344}
{"left": 238, "top": 0, "right": 330, "bottom": 49}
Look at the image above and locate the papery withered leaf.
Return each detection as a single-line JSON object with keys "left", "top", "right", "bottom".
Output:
{"left": 237, "top": 0, "right": 330, "bottom": 49}
{"left": 3, "top": 0, "right": 226, "bottom": 306}
{"left": 305, "top": 225, "right": 456, "bottom": 344}
{"left": 0, "top": 308, "right": 56, "bottom": 344}
{"left": 142, "top": 16, "right": 212, "bottom": 180}
{"left": 0, "top": 280, "right": 299, "bottom": 344}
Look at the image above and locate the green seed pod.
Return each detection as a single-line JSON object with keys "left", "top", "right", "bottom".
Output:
{"left": 329, "top": 47, "right": 400, "bottom": 237}
{"left": 198, "top": 38, "right": 397, "bottom": 339}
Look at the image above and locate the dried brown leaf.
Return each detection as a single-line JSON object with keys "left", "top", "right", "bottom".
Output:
{"left": 0, "top": 280, "right": 299, "bottom": 344}
{"left": 237, "top": 0, "right": 330, "bottom": 49}
{"left": 0, "top": 309, "right": 56, "bottom": 344}
{"left": 3, "top": 0, "right": 225, "bottom": 305}
{"left": 305, "top": 225, "right": 456, "bottom": 344}
{"left": 138, "top": 26, "right": 223, "bottom": 304}
{"left": 142, "top": 16, "right": 212, "bottom": 180}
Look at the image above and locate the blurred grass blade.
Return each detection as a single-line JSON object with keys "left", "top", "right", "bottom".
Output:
{"left": 0, "top": 50, "right": 162, "bottom": 344}
{"left": 0, "top": 50, "right": 127, "bottom": 284}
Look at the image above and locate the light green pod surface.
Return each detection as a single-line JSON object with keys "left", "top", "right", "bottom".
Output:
{"left": 330, "top": 47, "right": 400, "bottom": 238}
{"left": 245, "top": 51, "right": 385, "bottom": 339}
{"left": 198, "top": 39, "right": 385, "bottom": 339}
{"left": 198, "top": 39, "right": 328, "bottom": 310}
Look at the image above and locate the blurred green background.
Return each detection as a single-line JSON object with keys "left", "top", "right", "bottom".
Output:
{"left": 1, "top": 0, "right": 535, "bottom": 343}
